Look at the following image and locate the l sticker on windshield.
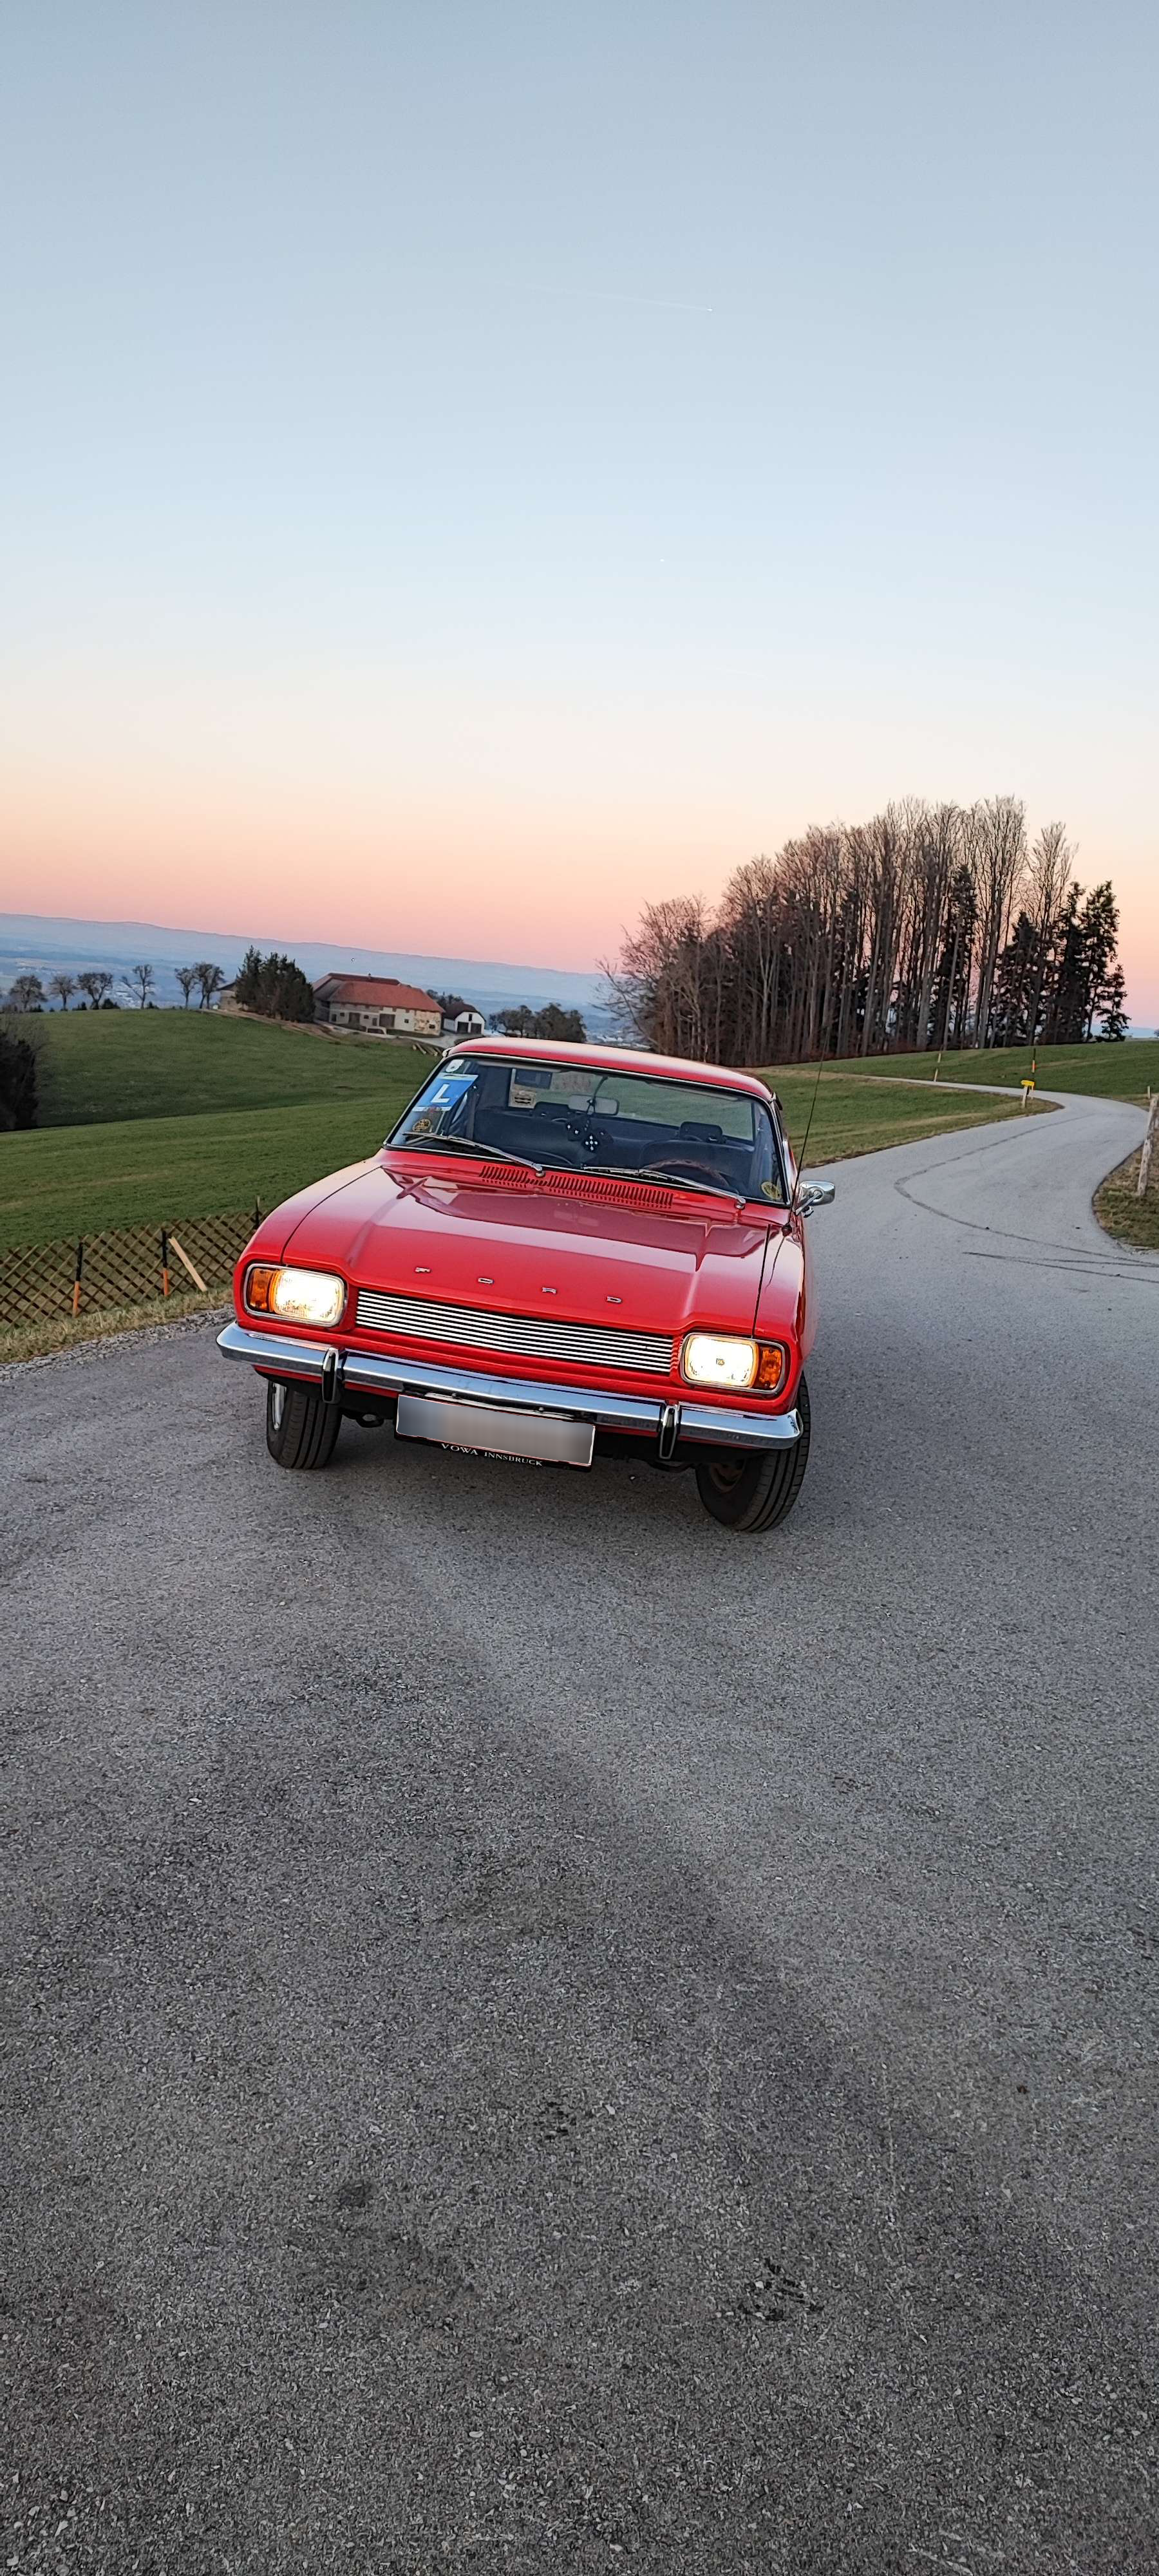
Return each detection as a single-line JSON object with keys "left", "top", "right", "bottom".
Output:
{"left": 426, "top": 1074, "right": 476, "bottom": 1110}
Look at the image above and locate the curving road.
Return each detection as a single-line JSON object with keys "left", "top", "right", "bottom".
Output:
{"left": 3, "top": 1093, "right": 1156, "bottom": 2574}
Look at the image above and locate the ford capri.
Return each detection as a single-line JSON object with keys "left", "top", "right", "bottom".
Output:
{"left": 218, "top": 1038, "right": 833, "bottom": 1531}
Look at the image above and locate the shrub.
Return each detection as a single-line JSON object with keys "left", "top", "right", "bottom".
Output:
{"left": 0, "top": 1023, "right": 39, "bottom": 1129}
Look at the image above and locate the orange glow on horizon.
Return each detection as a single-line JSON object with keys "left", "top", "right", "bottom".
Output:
{"left": 4, "top": 763, "right": 1157, "bottom": 1012}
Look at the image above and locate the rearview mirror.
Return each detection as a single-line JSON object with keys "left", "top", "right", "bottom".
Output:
{"left": 797, "top": 1179, "right": 835, "bottom": 1215}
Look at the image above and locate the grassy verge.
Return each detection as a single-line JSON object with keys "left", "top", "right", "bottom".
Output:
{"left": 1093, "top": 1152, "right": 1159, "bottom": 1251}
{"left": 757, "top": 1067, "right": 1053, "bottom": 1163}
{"left": 0, "top": 1285, "right": 225, "bottom": 1369}
{"left": 835, "top": 1037, "right": 1158, "bottom": 1104}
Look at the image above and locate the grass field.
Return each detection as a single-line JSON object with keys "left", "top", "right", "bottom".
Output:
{"left": 0, "top": 1019, "right": 430, "bottom": 1247}
{"left": 1, "top": 1013, "right": 1058, "bottom": 1249}
{"left": 759, "top": 1068, "right": 1048, "bottom": 1165}
{"left": 0, "top": 1097, "right": 425, "bottom": 1246}
{"left": 843, "top": 1038, "right": 1159, "bottom": 1103}
{"left": 17, "top": 1004, "right": 427, "bottom": 1126}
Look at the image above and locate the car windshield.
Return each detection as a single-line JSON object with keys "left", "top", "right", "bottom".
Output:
{"left": 388, "top": 1056, "right": 787, "bottom": 1204}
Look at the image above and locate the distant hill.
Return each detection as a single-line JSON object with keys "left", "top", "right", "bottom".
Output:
{"left": 0, "top": 912, "right": 610, "bottom": 1027}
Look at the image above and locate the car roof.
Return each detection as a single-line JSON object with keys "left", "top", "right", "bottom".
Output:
{"left": 451, "top": 1035, "right": 772, "bottom": 1101}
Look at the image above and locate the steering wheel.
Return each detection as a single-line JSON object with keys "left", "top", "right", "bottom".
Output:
{"left": 641, "top": 1155, "right": 724, "bottom": 1186}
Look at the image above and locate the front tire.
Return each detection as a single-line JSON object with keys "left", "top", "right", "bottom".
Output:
{"left": 694, "top": 1378, "right": 811, "bottom": 1531}
{"left": 265, "top": 1378, "right": 342, "bottom": 1471}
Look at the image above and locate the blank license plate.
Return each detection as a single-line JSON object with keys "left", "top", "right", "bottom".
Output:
{"left": 395, "top": 1392, "right": 595, "bottom": 1468}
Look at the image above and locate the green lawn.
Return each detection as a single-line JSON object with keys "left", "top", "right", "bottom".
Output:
{"left": 1, "top": 1012, "right": 1056, "bottom": 1249}
{"left": 0, "top": 1035, "right": 429, "bottom": 1247}
{"left": 758, "top": 1067, "right": 1050, "bottom": 1166}
{"left": 15, "top": 1004, "right": 431, "bottom": 1127}
{"left": 839, "top": 1039, "right": 1158, "bottom": 1104}
{"left": 0, "top": 1100, "right": 406, "bottom": 1246}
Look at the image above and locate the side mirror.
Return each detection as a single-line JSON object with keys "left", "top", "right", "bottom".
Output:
{"left": 796, "top": 1179, "right": 835, "bottom": 1216}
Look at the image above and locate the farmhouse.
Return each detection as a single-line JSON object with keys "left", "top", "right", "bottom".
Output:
{"left": 314, "top": 974, "right": 443, "bottom": 1037}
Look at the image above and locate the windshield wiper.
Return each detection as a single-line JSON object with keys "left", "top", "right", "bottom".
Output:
{"left": 580, "top": 1162, "right": 743, "bottom": 1204}
{"left": 391, "top": 1135, "right": 544, "bottom": 1173}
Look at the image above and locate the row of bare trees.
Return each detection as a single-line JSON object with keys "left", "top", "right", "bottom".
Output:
{"left": 4, "top": 960, "right": 227, "bottom": 1011}
{"left": 604, "top": 799, "right": 1128, "bottom": 1065}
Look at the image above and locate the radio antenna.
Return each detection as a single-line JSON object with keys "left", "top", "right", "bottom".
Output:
{"left": 788, "top": 1004, "right": 829, "bottom": 1215}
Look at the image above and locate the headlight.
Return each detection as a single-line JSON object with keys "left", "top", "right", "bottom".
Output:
{"left": 245, "top": 1264, "right": 346, "bottom": 1327}
{"left": 680, "top": 1333, "right": 786, "bottom": 1394}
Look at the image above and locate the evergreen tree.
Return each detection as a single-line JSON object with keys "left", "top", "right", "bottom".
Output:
{"left": 1042, "top": 884, "right": 1084, "bottom": 1043}
{"left": 233, "top": 947, "right": 315, "bottom": 1022}
{"left": 991, "top": 911, "right": 1038, "bottom": 1046}
{"left": 1076, "top": 882, "right": 1120, "bottom": 1040}
{"left": 1095, "top": 963, "right": 1129, "bottom": 1041}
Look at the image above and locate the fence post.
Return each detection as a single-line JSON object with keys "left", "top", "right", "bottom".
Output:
{"left": 72, "top": 1240, "right": 84, "bottom": 1318}
{"left": 1137, "top": 1095, "right": 1159, "bottom": 1199}
{"left": 252, "top": 1201, "right": 261, "bottom": 1234}
{"left": 160, "top": 1228, "right": 171, "bottom": 1297}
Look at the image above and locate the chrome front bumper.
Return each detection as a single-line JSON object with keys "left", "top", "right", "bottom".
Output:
{"left": 216, "top": 1320, "right": 802, "bottom": 1452}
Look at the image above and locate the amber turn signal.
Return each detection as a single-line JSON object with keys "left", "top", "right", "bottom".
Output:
{"left": 754, "top": 1342, "right": 787, "bottom": 1393}
{"left": 245, "top": 1264, "right": 279, "bottom": 1312}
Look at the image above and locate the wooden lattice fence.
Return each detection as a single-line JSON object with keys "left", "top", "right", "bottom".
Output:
{"left": 0, "top": 1206, "right": 260, "bottom": 1331}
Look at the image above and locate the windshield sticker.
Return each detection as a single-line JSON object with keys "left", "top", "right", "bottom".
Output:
{"left": 425, "top": 1073, "right": 476, "bottom": 1112}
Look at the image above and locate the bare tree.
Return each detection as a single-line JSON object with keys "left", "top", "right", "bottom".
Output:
{"left": 963, "top": 796, "right": 1027, "bottom": 1048}
{"left": 895, "top": 804, "right": 961, "bottom": 1051}
{"left": 605, "top": 793, "right": 1110, "bottom": 1073}
{"left": 176, "top": 965, "right": 200, "bottom": 1008}
{"left": 5, "top": 972, "right": 45, "bottom": 1012}
{"left": 48, "top": 973, "right": 76, "bottom": 1009}
{"left": 1024, "top": 820, "right": 1074, "bottom": 1043}
{"left": 194, "top": 961, "right": 227, "bottom": 1009}
{"left": 124, "top": 963, "right": 157, "bottom": 1009}
{"left": 719, "top": 855, "right": 782, "bottom": 1065}
{"left": 77, "top": 970, "right": 114, "bottom": 1009}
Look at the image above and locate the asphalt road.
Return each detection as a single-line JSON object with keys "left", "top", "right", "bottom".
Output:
{"left": 3, "top": 1093, "right": 1157, "bottom": 2575}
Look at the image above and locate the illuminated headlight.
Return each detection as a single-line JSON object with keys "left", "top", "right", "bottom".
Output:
{"left": 245, "top": 1264, "right": 346, "bottom": 1327}
{"left": 680, "top": 1334, "right": 787, "bottom": 1394}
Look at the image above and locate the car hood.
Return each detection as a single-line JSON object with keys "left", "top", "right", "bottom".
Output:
{"left": 282, "top": 1159, "right": 784, "bottom": 1339}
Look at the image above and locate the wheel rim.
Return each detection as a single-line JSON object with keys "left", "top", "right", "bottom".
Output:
{"left": 270, "top": 1383, "right": 286, "bottom": 1432}
{"left": 706, "top": 1456, "right": 747, "bottom": 1495}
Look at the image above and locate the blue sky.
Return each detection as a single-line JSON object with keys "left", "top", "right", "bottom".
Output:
{"left": 2, "top": 0, "right": 1156, "bottom": 1012}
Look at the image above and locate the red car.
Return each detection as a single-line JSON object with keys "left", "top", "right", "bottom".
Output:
{"left": 218, "top": 1037, "right": 833, "bottom": 1531}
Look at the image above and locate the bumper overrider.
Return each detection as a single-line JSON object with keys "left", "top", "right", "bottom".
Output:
{"left": 216, "top": 1321, "right": 803, "bottom": 1454}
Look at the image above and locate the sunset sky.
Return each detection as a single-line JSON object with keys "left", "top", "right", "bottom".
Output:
{"left": 3, "top": 0, "right": 1157, "bottom": 1019}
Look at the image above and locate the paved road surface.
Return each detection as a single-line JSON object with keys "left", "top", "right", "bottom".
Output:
{"left": 3, "top": 1094, "right": 1156, "bottom": 2574}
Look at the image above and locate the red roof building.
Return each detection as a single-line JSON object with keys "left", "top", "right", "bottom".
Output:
{"left": 314, "top": 974, "right": 443, "bottom": 1036}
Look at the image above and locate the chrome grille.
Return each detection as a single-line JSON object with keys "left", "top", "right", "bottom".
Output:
{"left": 355, "top": 1288, "right": 675, "bottom": 1376}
